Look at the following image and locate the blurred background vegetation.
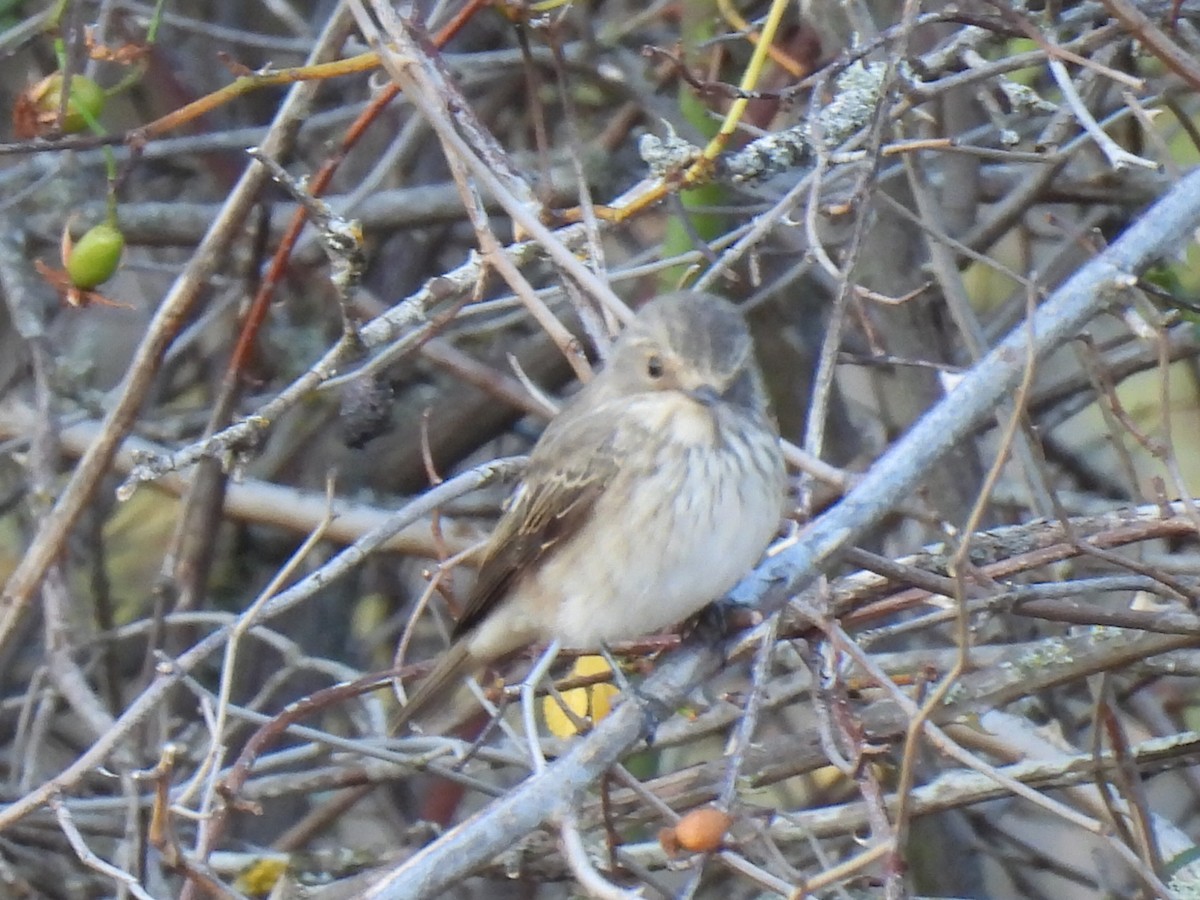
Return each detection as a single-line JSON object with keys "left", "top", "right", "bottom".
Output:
{"left": 4, "top": 0, "right": 1200, "bottom": 897}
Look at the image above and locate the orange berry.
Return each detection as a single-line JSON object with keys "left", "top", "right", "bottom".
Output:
{"left": 672, "top": 807, "right": 732, "bottom": 854}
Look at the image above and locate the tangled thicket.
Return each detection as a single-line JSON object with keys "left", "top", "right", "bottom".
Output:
{"left": 4, "top": 1, "right": 1200, "bottom": 898}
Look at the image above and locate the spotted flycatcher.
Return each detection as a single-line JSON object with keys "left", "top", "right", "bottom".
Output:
{"left": 391, "top": 290, "right": 787, "bottom": 733}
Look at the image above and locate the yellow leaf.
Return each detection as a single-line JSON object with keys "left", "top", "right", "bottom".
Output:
{"left": 233, "top": 858, "right": 288, "bottom": 896}
{"left": 542, "top": 655, "right": 620, "bottom": 737}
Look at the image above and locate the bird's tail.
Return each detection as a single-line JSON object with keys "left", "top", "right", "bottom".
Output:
{"left": 388, "top": 641, "right": 479, "bottom": 735}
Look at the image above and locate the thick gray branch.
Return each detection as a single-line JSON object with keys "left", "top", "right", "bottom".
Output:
{"left": 738, "top": 165, "right": 1200, "bottom": 607}
{"left": 362, "top": 645, "right": 721, "bottom": 898}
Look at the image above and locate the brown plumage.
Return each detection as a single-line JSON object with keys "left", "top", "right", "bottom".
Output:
{"left": 389, "top": 291, "right": 786, "bottom": 734}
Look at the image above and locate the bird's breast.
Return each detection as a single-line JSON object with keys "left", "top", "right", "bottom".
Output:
{"left": 534, "top": 405, "right": 784, "bottom": 648}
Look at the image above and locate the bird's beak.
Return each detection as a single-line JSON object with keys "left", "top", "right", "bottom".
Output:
{"left": 687, "top": 384, "right": 721, "bottom": 407}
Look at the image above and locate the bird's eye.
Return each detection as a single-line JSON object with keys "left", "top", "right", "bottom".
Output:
{"left": 646, "top": 354, "right": 664, "bottom": 378}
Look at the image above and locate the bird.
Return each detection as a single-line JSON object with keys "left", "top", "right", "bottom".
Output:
{"left": 389, "top": 290, "right": 787, "bottom": 734}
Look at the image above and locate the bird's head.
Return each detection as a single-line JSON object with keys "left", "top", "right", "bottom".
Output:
{"left": 608, "top": 291, "right": 762, "bottom": 413}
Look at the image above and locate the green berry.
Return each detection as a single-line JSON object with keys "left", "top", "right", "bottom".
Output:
{"left": 66, "top": 222, "right": 124, "bottom": 289}
{"left": 39, "top": 74, "right": 106, "bottom": 134}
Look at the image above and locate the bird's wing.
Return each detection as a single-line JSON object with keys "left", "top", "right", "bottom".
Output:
{"left": 452, "top": 408, "right": 623, "bottom": 640}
